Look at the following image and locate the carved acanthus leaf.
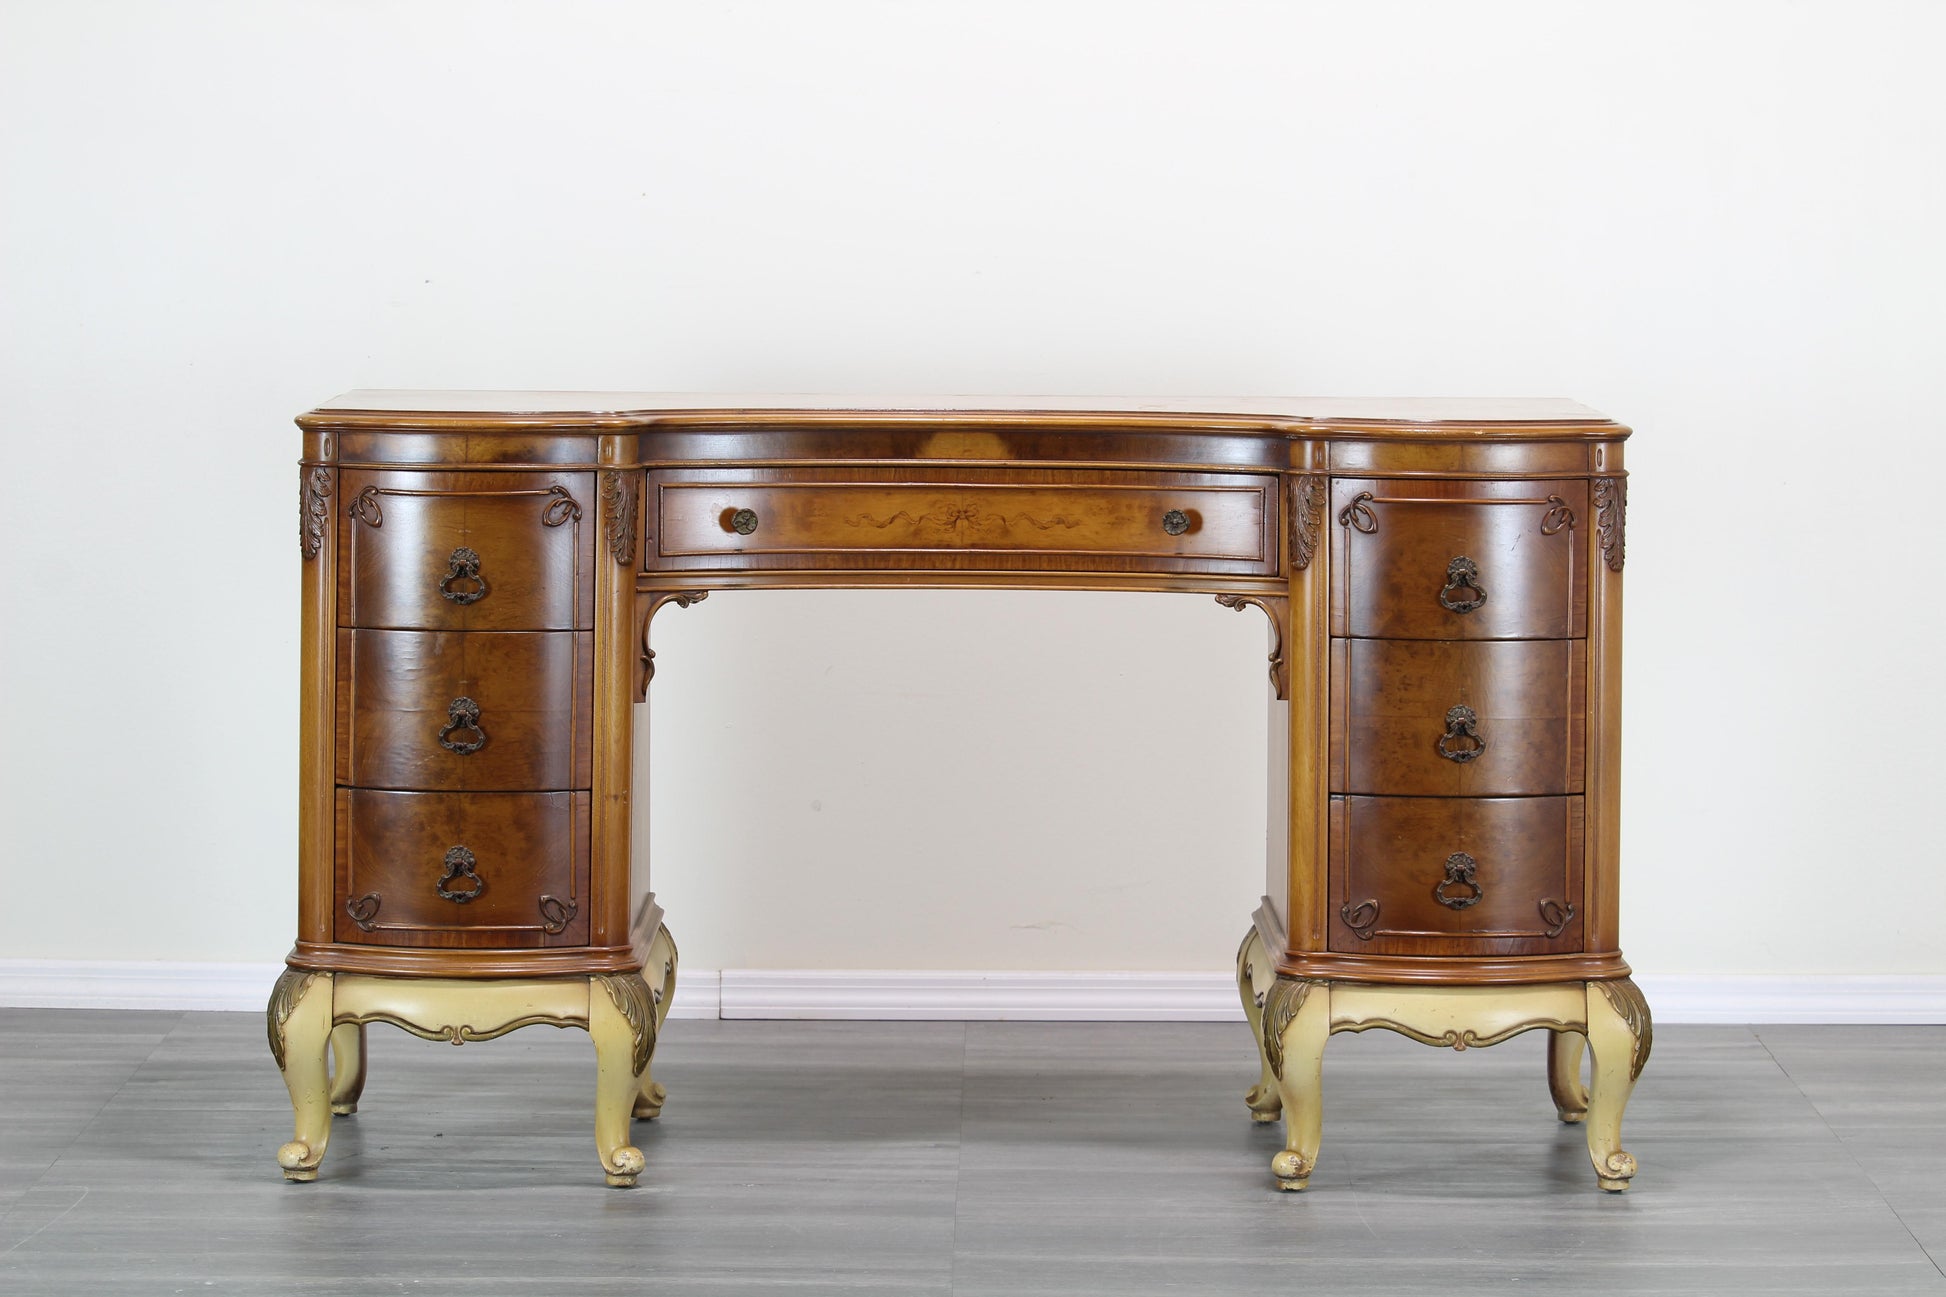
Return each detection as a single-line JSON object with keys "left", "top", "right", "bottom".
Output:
{"left": 1593, "top": 476, "right": 1626, "bottom": 571}
{"left": 601, "top": 471, "right": 638, "bottom": 565}
{"left": 299, "top": 466, "right": 332, "bottom": 560}
{"left": 1594, "top": 977, "right": 1653, "bottom": 1080}
{"left": 266, "top": 969, "right": 319, "bottom": 1072}
{"left": 1289, "top": 474, "right": 1326, "bottom": 569}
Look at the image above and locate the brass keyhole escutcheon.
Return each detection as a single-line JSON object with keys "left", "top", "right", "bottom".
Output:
{"left": 438, "top": 547, "right": 488, "bottom": 605}
{"left": 1439, "top": 556, "right": 1486, "bottom": 613}
{"left": 436, "top": 845, "right": 485, "bottom": 903}
{"left": 1433, "top": 852, "right": 1483, "bottom": 910}
{"left": 1436, "top": 704, "right": 1487, "bottom": 763}
{"left": 438, "top": 697, "right": 487, "bottom": 755}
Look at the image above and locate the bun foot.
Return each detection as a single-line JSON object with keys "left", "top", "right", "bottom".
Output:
{"left": 277, "top": 1141, "right": 320, "bottom": 1182}
{"left": 604, "top": 1146, "right": 645, "bottom": 1188}
{"left": 1596, "top": 1151, "right": 1637, "bottom": 1192}
{"left": 633, "top": 1080, "right": 668, "bottom": 1120}
{"left": 331, "top": 1101, "right": 359, "bottom": 1117}
{"left": 1556, "top": 1108, "right": 1587, "bottom": 1125}
{"left": 1244, "top": 1081, "right": 1282, "bottom": 1123}
{"left": 1271, "top": 1149, "right": 1313, "bottom": 1191}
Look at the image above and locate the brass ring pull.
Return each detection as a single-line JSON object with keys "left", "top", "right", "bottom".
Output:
{"left": 537, "top": 894, "right": 579, "bottom": 935}
{"left": 1433, "top": 852, "right": 1482, "bottom": 910}
{"left": 730, "top": 508, "right": 759, "bottom": 535}
{"left": 436, "top": 845, "right": 485, "bottom": 903}
{"left": 438, "top": 547, "right": 488, "bottom": 605}
{"left": 437, "top": 697, "right": 487, "bottom": 754}
{"left": 1162, "top": 509, "right": 1190, "bottom": 536}
{"left": 1436, "top": 704, "right": 1487, "bottom": 763}
{"left": 1438, "top": 556, "right": 1487, "bottom": 613}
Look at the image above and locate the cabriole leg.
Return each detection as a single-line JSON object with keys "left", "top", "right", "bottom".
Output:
{"left": 1264, "top": 978, "right": 1330, "bottom": 1190}
{"left": 634, "top": 925, "right": 678, "bottom": 1120}
{"left": 1236, "top": 928, "right": 1281, "bottom": 1122}
{"left": 267, "top": 970, "right": 333, "bottom": 1182}
{"left": 590, "top": 973, "right": 654, "bottom": 1187}
{"left": 1546, "top": 1029, "right": 1588, "bottom": 1124}
{"left": 328, "top": 1022, "right": 368, "bottom": 1116}
{"left": 1584, "top": 978, "right": 1652, "bottom": 1191}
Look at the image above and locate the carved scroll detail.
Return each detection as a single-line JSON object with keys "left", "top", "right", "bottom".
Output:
{"left": 1337, "top": 1016, "right": 1580, "bottom": 1052}
{"left": 1540, "top": 495, "right": 1576, "bottom": 535}
{"left": 1339, "top": 900, "right": 1381, "bottom": 941}
{"left": 1337, "top": 491, "right": 1377, "bottom": 533}
{"left": 266, "top": 969, "right": 319, "bottom": 1072}
{"left": 1261, "top": 978, "right": 1320, "bottom": 1079}
{"left": 601, "top": 471, "right": 638, "bottom": 565}
{"left": 1593, "top": 477, "right": 1626, "bottom": 571}
{"left": 348, "top": 485, "right": 383, "bottom": 527}
{"left": 344, "top": 893, "right": 381, "bottom": 932}
{"left": 1594, "top": 977, "right": 1653, "bottom": 1081}
{"left": 541, "top": 484, "right": 583, "bottom": 528}
{"left": 1289, "top": 474, "right": 1327, "bottom": 569}
{"left": 537, "top": 894, "right": 579, "bottom": 935}
{"left": 1213, "top": 594, "right": 1288, "bottom": 700}
{"left": 594, "top": 972, "right": 657, "bottom": 1076}
{"left": 1538, "top": 898, "right": 1576, "bottom": 939}
{"left": 638, "top": 590, "right": 710, "bottom": 696}
{"left": 299, "top": 466, "right": 332, "bottom": 559}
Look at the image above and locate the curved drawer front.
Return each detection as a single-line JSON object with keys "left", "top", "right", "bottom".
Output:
{"left": 336, "top": 630, "right": 592, "bottom": 792}
{"left": 1328, "top": 795, "right": 1584, "bottom": 957}
{"left": 1330, "top": 639, "right": 1585, "bottom": 797}
{"left": 338, "top": 470, "right": 594, "bottom": 630}
{"left": 646, "top": 468, "right": 1278, "bottom": 574}
{"left": 335, "top": 790, "right": 589, "bottom": 947}
{"left": 1331, "top": 479, "right": 1586, "bottom": 640}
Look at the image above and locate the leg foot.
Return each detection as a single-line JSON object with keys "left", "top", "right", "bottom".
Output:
{"left": 1236, "top": 928, "right": 1282, "bottom": 1123}
{"left": 1547, "top": 1029, "right": 1588, "bottom": 1124}
{"left": 1264, "top": 978, "right": 1329, "bottom": 1190}
{"left": 591, "top": 972, "right": 656, "bottom": 1187}
{"left": 328, "top": 1022, "right": 368, "bottom": 1116}
{"left": 633, "top": 925, "right": 677, "bottom": 1121}
{"left": 267, "top": 970, "right": 333, "bottom": 1182}
{"left": 1584, "top": 978, "right": 1652, "bottom": 1191}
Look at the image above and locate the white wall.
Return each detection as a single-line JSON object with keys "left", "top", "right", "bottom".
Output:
{"left": 3, "top": 1, "right": 1942, "bottom": 980}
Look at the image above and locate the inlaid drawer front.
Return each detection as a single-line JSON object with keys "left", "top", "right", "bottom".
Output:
{"left": 335, "top": 789, "right": 590, "bottom": 947}
{"left": 1331, "top": 478, "right": 1586, "bottom": 640}
{"left": 338, "top": 470, "right": 594, "bottom": 631}
{"left": 1329, "top": 795, "right": 1584, "bottom": 957}
{"left": 335, "top": 630, "right": 592, "bottom": 792}
{"left": 1330, "top": 639, "right": 1585, "bottom": 797}
{"left": 646, "top": 468, "right": 1279, "bottom": 574}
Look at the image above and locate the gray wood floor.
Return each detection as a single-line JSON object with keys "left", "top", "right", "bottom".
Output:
{"left": 0, "top": 1010, "right": 1941, "bottom": 1295}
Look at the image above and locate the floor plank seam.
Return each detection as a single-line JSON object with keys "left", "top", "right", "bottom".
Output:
{"left": 947, "top": 1020, "right": 968, "bottom": 1297}
{"left": 1751, "top": 1026, "right": 1946, "bottom": 1281}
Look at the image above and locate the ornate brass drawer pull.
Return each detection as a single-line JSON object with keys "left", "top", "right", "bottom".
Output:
{"left": 1438, "top": 556, "right": 1487, "bottom": 613}
{"left": 1162, "top": 509, "right": 1191, "bottom": 536}
{"left": 1340, "top": 899, "right": 1381, "bottom": 941}
{"left": 729, "top": 507, "right": 760, "bottom": 535}
{"left": 437, "top": 697, "right": 487, "bottom": 754}
{"left": 537, "top": 895, "right": 579, "bottom": 935}
{"left": 1436, "top": 704, "right": 1487, "bottom": 763}
{"left": 344, "top": 893, "right": 381, "bottom": 932}
{"left": 436, "top": 845, "right": 485, "bottom": 903}
{"left": 437, "top": 547, "right": 489, "bottom": 605}
{"left": 1538, "top": 898, "right": 1576, "bottom": 938}
{"left": 1337, "top": 491, "right": 1378, "bottom": 533}
{"left": 1433, "top": 852, "right": 1482, "bottom": 910}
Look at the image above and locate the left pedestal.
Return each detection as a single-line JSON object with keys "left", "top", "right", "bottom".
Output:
{"left": 267, "top": 925, "right": 678, "bottom": 1187}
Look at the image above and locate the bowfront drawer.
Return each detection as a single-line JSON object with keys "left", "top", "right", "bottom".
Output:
{"left": 1331, "top": 479, "right": 1586, "bottom": 639}
{"left": 645, "top": 468, "right": 1279, "bottom": 575}
{"left": 334, "top": 790, "right": 590, "bottom": 947}
{"left": 335, "top": 630, "right": 592, "bottom": 792}
{"left": 1330, "top": 639, "right": 1585, "bottom": 796}
{"left": 338, "top": 470, "right": 595, "bottom": 630}
{"left": 1329, "top": 795, "right": 1584, "bottom": 957}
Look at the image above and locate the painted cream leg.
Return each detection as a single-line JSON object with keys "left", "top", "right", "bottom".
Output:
{"left": 267, "top": 970, "right": 333, "bottom": 1182}
{"left": 328, "top": 1022, "right": 368, "bottom": 1116}
{"left": 634, "top": 925, "right": 678, "bottom": 1121}
{"left": 590, "top": 973, "right": 654, "bottom": 1187}
{"left": 1546, "top": 1029, "right": 1588, "bottom": 1124}
{"left": 1264, "top": 979, "right": 1330, "bottom": 1190}
{"left": 1236, "top": 929, "right": 1282, "bottom": 1123}
{"left": 1584, "top": 978, "right": 1652, "bottom": 1191}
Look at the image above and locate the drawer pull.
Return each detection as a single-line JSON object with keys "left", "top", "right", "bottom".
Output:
{"left": 1435, "top": 704, "right": 1488, "bottom": 763}
{"left": 437, "top": 697, "right": 488, "bottom": 755}
{"left": 437, "top": 547, "right": 489, "bottom": 605}
{"left": 1337, "top": 491, "right": 1378, "bottom": 533}
{"left": 729, "top": 508, "right": 760, "bottom": 535}
{"left": 1433, "top": 852, "right": 1483, "bottom": 910}
{"left": 1539, "top": 898, "right": 1577, "bottom": 939}
{"left": 344, "top": 893, "right": 381, "bottom": 932}
{"left": 1162, "top": 509, "right": 1191, "bottom": 536}
{"left": 537, "top": 894, "right": 579, "bottom": 935}
{"left": 1438, "top": 556, "right": 1487, "bottom": 614}
{"left": 436, "top": 845, "right": 485, "bottom": 903}
{"left": 1340, "top": 899, "right": 1381, "bottom": 941}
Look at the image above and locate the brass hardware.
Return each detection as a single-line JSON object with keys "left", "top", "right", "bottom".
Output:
{"left": 345, "top": 893, "right": 382, "bottom": 932}
{"left": 1162, "top": 509, "right": 1190, "bottom": 536}
{"left": 537, "top": 895, "right": 579, "bottom": 935}
{"left": 437, "top": 547, "right": 488, "bottom": 605}
{"left": 1433, "top": 852, "right": 1482, "bottom": 910}
{"left": 437, "top": 697, "right": 487, "bottom": 755}
{"left": 348, "top": 485, "right": 383, "bottom": 527}
{"left": 1436, "top": 704, "right": 1487, "bottom": 763}
{"left": 1540, "top": 495, "right": 1576, "bottom": 535}
{"left": 540, "top": 485, "right": 583, "bottom": 527}
{"left": 1539, "top": 898, "right": 1577, "bottom": 939}
{"left": 1438, "top": 556, "right": 1487, "bottom": 613}
{"left": 1337, "top": 491, "right": 1378, "bottom": 533}
{"left": 1339, "top": 900, "right": 1381, "bottom": 941}
{"left": 436, "top": 845, "right": 485, "bottom": 903}
{"left": 730, "top": 508, "right": 759, "bottom": 535}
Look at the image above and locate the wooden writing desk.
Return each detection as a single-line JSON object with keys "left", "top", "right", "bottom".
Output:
{"left": 276, "top": 393, "right": 1647, "bottom": 1191}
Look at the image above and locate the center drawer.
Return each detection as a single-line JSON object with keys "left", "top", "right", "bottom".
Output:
{"left": 644, "top": 468, "right": 1280, "bottom": 575}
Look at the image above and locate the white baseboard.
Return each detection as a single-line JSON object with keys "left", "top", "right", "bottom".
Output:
{"left": 2, "top": 961, "right": 1942, "bottom": 1024}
